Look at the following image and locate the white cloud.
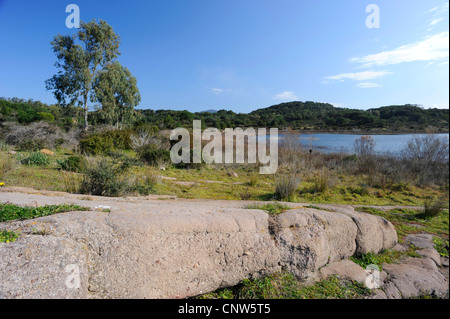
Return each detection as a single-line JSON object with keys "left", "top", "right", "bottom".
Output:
{"left": 210, "top": 87, "right": 231, "bottom": 95}
{"left": 273, "top": 91, "right": 298, "bottom": 101}
{"left": 356, "top": 82, "right": 382, "bottom": 88}
{"left": 325, "top": 70, "right": 392, "bottom": 81}
{"left": 430, "top": 18, "right": 444, "bottom": 26}
{"left": 349, "top": 32, "right": 449, "bottom": 67}
{"left": 426, "top": 2, "right": 449, "bottom": 14}
{"left": 427, "top": 6, "right": 440, "bottom": 13}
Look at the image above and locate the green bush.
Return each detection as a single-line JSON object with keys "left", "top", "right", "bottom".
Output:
{"left": 423, "top": 196, "right": 446, "bottom": 219}
{"left": 130, "top": 175, "right": 159, "bottom": 196}
{"left": 80, "top": 161, "right": 127, "bottom": 197}
{"left": 80, "top": 130, "right": 132, "bottom": 155}
{"left": 37, "top": 112, "right": 55, "bottom": 122}
{"left": 274, "top": 174, "right": 300, "bottom": 201}
{"left": 21, "top": 152, "right": 50, "bottom": 166}
{"left": 137, "top": 145, "right": 171, "bottom": 166}
{"left": 56, "top": 156, "right": 86, "bottom": 172}
{"left": 16, "top": 138, "right": 45, "bottom": 152}
{"left": 108, "top": 150, "right": 139, "bottom": 170}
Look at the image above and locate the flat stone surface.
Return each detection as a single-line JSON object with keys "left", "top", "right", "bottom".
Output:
{"left": 319, "top": 260, "right": 368, "bottom": 284}
{"left": 417, "top": 249, "right": 442, "bottom": 266}
{"left": 404, "top": 233, "right": 435, "bottom": 250}
{"left": 382, "top": 257, "right": 448, "bottom": 299}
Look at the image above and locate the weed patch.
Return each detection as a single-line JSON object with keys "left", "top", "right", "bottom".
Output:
{"left": 0, "top": 203, "right": 90, "bottom": 222}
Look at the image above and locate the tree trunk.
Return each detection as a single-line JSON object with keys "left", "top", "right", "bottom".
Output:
{"left": 83, "top": 94, "right": 88, "bottom": 131}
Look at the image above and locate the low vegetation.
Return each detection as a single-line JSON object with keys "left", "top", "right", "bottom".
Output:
{"left": 350, "top": 247, "right": 419, "bottom": 270}
{"left": 356, "top": 207, "right": 449, "bottom": 241}
{"left": 197, "top": 273, "right": 372, "bottom": 299}
{"left": 0, "top": 230, "right": 18, "bottom": 243}
{"left": 246, "top": 202, "right": 292, "bottom": 215}
{"left": 0, "top": 203, "right": 90, "bottom": 222}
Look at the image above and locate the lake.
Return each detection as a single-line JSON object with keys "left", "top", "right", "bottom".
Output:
{"left": 279, "top": 133, "right": 449, "bottom": 155}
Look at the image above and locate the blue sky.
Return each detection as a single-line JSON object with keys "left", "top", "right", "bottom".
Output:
{"left": 0, "top": 0, "right": 448, "bottom": 113}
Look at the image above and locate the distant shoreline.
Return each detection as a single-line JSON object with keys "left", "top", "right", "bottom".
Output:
{"left": 279, "top": 129, "right": 450, "bottom": 135}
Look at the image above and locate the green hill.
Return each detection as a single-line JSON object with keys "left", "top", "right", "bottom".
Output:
{"left": 1, "top": 97, "right": 448, "bottom": 133}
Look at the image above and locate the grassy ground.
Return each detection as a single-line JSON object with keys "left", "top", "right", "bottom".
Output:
{"left": 2, "top": 149, "right": 446, "bottom": 207}
{"left": 355, "top": 207, "right": 449, "bottom": 241}
{"left": 197, "top": 273, "right": 372, "bottom": 299}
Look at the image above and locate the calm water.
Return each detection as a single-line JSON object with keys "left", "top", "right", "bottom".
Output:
{"left": 279, "top": 133, "right": 449, "bottom": 155}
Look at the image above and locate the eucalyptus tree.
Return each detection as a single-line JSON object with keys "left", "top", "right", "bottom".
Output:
{"left": 45, "top": 19, "right": 120, "bottom": 130}
{"left": 94, "top": 61, "right": 141, "bottom": 128}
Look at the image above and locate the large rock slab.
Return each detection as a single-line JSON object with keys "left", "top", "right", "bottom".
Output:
{"left": 0, "top": 198, "right": 399, "bottom": 299}
{"left": 382, "top": 257, "right": 448, "bottom": 298}
{"left": 1, "top": 208, "right": 280, "bottom": 299}
{"left": 322, "top": 205, "right": 398, "bottom": 254}
{"left": 272, "top": 206, "right": 397, "bottom": 282}
{"left": 273, "top": 208, "right": 358, "bottom": 281}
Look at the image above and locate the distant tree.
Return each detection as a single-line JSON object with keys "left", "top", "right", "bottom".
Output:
{"left": 93, "top": 62, "right": 141, "bottom": 128}
{"left": 45, "top": 19, "right": 120, "bottom": 130}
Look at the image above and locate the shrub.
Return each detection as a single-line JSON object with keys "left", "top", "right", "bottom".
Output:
{"left": 79, "top": 133, "right": 114, "bottom": 155}
{"left": 313, "top": 168, "right": 331, "bottom": 193}
{"left": 137, "top": 145, "right": 171, "bottom": 166}
{"left": 80, "top": 130, "right": 132, "bottom": 155}
{"left": 423, "top": 196, "right": 446, "bottom": 219}
{"left": 21, "top": 152, "right": 50, "bottom": 166}
{"left": 0, "top": 152, "right": 16, "bottom": 179}
{"left": 80, "top": 161, "right": 127, "bottom": 197}
{"left": 37, "top": 112, "right": 55, "bottom": 122}
{"left": 16, "top": 138, "right": 46, "bottom": 152}
{"left": 107, "top": 150, "right": 139, "bottom": 170}
{"left": 354, "top": 135, "right": 376, "bottom": 158}
{"left": 274, "top": 173, "right": 300, "bottom": 201}
{"left": 403, "top": 134, "right": 449, "bottom": 164}
{"left": 129, "top": 173, "right": 160, "bottom": 196}
{"left": 56, "top": 155, "right": 86, "bottom": 172}
{"left": 2, "top": 121, "right": 78, "bottom": 149}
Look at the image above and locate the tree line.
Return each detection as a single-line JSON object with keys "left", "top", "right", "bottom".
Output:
{"left": 1, "top": 97, "right": 448, "bottom": 133}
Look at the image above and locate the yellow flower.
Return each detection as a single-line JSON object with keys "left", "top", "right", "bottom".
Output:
{"left": 0, "top": 183, "right": 5, "bottom": 186}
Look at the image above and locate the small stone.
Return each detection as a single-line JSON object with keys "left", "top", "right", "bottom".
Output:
{"left": 228, "top": 172, "right": 238, "bottom": 178}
